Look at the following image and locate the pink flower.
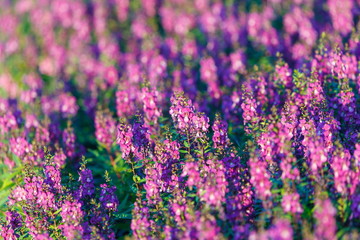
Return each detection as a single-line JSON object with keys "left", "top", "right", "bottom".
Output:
{"left": 282, "top": 192, "right": 303, "bottom": 214}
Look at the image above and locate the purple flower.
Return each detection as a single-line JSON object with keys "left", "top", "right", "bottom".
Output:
{"left": 104, "top": 66, "right": 118, "bottom": 86}
{"left": 44, "top": 164, "right": 62, "bottom": 192}
{"left": 223, "top": 156, "right": 254, "bottom": 223}
{"left": 185, "top": 211, "right": 222, "bottom": 240}
{"left": 5, "top": 211, "right": 21, "bottom": 233}
{"left": 62, "top": 126, "right": 76, "bottom": 158}
{"left": 0, "top": 211, "right": 22, "bottom": 238}
{"left": 148, "top": 54, "right": 167, "bottom": 87}
{"left": 35, "top": 125, "right": 51, "bottom": 146}
{"left": 280, "top": 153, "right": 300, "bottom": 181}
{"left": 77, "top": 169, "right": 95, "bottom": 198}
{"left": 9, "top": 175, "right": 56, "bottom": 211}
{"left": 275, "top": 62, "right": 292, "bottom": 88}
{"left": 132, "top": 120, "right": 150, "bottom": 160}
{"left": 212, "top": 114, "right": 229, "bottom": 150}
{"left": 351, "top": 193, "right": 360, "bottom": 220}
{"left": 99, "top": 184, "right": 119, "bottom": 212}
{"left": 20, "top": 89, "right": 37, "bottom": 104}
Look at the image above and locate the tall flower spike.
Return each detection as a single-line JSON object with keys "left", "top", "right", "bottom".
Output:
{"left": 95, "top": 109, "right": 117, "bottom": 150}
{"left": 62, "top": 125, "right": 76, "bottom": 159}
{"left": 116, "top": 122, "right": 134, "bottom": 159}
{"left": 200, "top": 57, "right": 221, "bottom": 99}
{"left": 170, "top": 91, "right": 209, "bottom": 139}
{"left": 99, "top": 184, "right": 119, "bottom": 212}
{"left": 268, "top": 218, "right": 293, "bottom": 240}
{"left": 142, "top": 87, "right": 161, "bottom": 126}
{"left": 241, "top": 88, "right": 259, "bottom": 134}
{"left": 59, "top": 200, "right": 84, "bottom": 239}
{"left": 212, "top": 114, "right": 229, "bottom": 151}
{"left": 314, "top": 198, "right": 336, "bottom": 240}
{"left": 77, "top": 168, "right": 95, "bottom": 198}
{"left": 249, "top": 148, "right": 272, "bottom": 204}
{"left": 116, "top": 89, "right": 135, "bottom": 118}
{"left": 281, "top": 192, "right": 303, "bottom": 214}
{"left": 131, "top": 119, "right": 150, "bottom": 160}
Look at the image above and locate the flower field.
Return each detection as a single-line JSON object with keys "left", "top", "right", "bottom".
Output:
{"left": 0, "top": 0, "right": 360, "bottom": 239}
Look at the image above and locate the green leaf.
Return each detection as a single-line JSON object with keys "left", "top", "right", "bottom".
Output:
{"left": 130, "top": 184, "right": 137, "bottom": 193}
{"left": 53, "top": 208, "right": 62, "bottom": 216}
{"left": 336, "top": 227, "right": 351, "bottom": 239}
{"left": 137, "top": 178, "right": 146, "bottom": 183}
{"left": 88, "top": 149, "right": 100, "bottom": 157}
{"left": 132, "top": 175, "right": 141, "bottom": 183}
{"left": 115, "top": 213, "right": 132, "bottom": 219}
{"left": 118, "top": 194, "right": 129, "bottom": 211}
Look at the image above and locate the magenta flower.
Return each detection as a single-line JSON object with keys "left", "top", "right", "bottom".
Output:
{"left": 200, "top": 57, "right": 221, "bottom": 99}
{"left": 58, "top": 93, "right": 78, "bottom": 118}
{"left": 61, "top": 200, "right": 83, "bottom": 224}
{"left": 268, "top": 218, "right": 293, "bottom": 240}
{"left": 328, "top": 0, "right": 353, "bottom": 36}
{"left": 314, "top": 198, "right": 337, "bottom": 240}
{"left": 170, "top": 92, "right": 209, "bottom": 139}
{"left": 142, "top": 87, "right": 161, "bottom": 125}
{"left": 62, "top": 126, "right": 76, "bottom": 158}
{"left": 10, "top": 137, "right": 32, "bottom": 158}
{"left": 249, "top": 153, "right": 272, "bottom": 202}
{"left": 95, "top": 109, "right": 117, "bottom": 149}
{"left": 116, "top": 89, "right": 135, "bottom": 118}
{"left": 116, "top": 123, "right": 134, "bottom": 158}
{"left": 281, "top": 192, "right": 303, "bottom": 214}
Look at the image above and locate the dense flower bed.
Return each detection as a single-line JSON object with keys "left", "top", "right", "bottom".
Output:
{"left": 0, "top": 0, "right": 360, "bottom": 239}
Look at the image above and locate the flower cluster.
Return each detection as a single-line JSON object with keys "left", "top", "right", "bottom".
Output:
{"left": 0, "top": 0, "right": 360, "bottom": 239}
{"left": 1, "top": 160, "right": 118, "bottom": 239}
{"left": 170, "top": 92, "right": 209, "bottom": 139}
